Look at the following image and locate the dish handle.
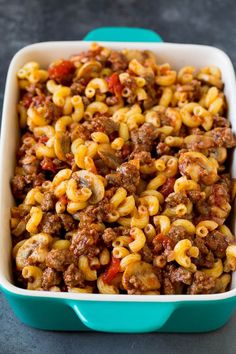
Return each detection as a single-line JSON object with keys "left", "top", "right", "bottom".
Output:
{"left": 69, "top": 301, "right": 175, "bottom": 333}
{"left": 83, "top": 26, "right": 163, "bottom": 42}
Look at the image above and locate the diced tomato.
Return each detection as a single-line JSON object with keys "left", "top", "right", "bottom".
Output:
{"left": 107, "top": 73, "right": 123, "bottom": 96}
{"left": 102, "top": 257, "right": 120, "bottom": 284}
{"left": 21, "top": 93, "right": 33, "bottom": 108}
{"left": 48, "top": 60, "right": 76, "bottom": 84}
{"left": 38, "top": 136, "right": 49, "bottom": 144}
{"left": 59, "top": 195, "right": 68, "bottom": 205}
{"left": 40, "top": 157, "right": 57, "bottom": 173}
{"left": 160, "top": 177, "right": 175, "bottom": 198}
{"left": 153, "top": 233, "right": 173, "bottom": 249}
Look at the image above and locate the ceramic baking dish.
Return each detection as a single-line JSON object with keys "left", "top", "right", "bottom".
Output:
{"left": 1, "top": 27, "right": 236, "bottom": 333}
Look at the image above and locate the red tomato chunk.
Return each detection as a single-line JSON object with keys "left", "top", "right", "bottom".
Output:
{"left": 41, "top": 157, "right": 57, "bottom": 173}
{"left": 160, "top": 177, "right": 175, "bottom": 198}
{"left": 102, "top": 257, "right": 120, "bottom": 284}
{"left": 107, "top": 73, "right": 123, "bottom": 96}
{"left": 48, "top": 60, "right": 76, "bottom": 84}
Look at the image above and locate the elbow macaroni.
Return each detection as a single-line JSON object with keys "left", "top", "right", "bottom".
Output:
{"left": 11, "top": 44, "right": 236, "bottom": 295}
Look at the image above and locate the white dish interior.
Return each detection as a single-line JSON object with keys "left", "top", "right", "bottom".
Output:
{"left": 0, "top": 41, "right": 236, "bottom": 302}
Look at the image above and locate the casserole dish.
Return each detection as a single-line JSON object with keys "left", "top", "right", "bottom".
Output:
{"left": 1, "top": 27, "right": 236, "bottom": 333}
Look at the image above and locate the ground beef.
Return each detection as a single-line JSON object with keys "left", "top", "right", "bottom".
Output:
{"left": 102, "top": 226, "right": 130, "bottom": 245}
{"left": 102, "top": 228, "right": 117, "bottom": 245}
{"left": 46, "top": 249, "right": 74, "bottom": 271}
{"left": 11, "top": 205, "right": 30, "bottom": 219}
{"left": 188, "top": 271, "right": 216, "bottom": 294}
{"left": 131, "top": 123, "right": 158, "bottom": 152}
{"left": 209, "top": 185, "right": 229, "bottom": 207}
{"left": 63, "top": 263, "right": 85, "bottom": 287}
{"left": 115, "top": 142, "right": 133, "bottom": 161}
{"left": 70, "top": 226, "right": 100, "bottom": 258}
{"left": 115, "top": 226, "right": 131, "bottom": 236}
{"left": 41, "top": 191, "right": 56, "bottom": 212}
{"left": 21, "top": 92, "right": 33, "bottom": 108}
{"left": 188, "top": 127, "right": 204, "bottom": 136}
{"left": 88, "top": 115, "right": 118, "bottom": 135}
{"left": 106, "top": 96, "right": 119, "bottom": 106}
{"left": 204, "top": 230, "right": 229, "bottom": 258}
{"left": 44, "top": 99, "right": 63, "bottom": 124}
{"left": 33, "top": 174, "right": 48, "bottom": 188}
{"left": 77, "top": 206, "right": 96, "bottom": 226}
{"left": 187, "top": 190, "right": 206, "bottom": 203}
{"left": 31, "top": 93, "right": 47, "bottom": 107}
{"left": 42, "top": 267, "right": 61, "bottom": 290}
{"left": 141, "top": 244, "right": 153, "bottom": 263}
{"left": 130, "top": 151, "right": 153, "bottom": 165}
{"left": 70, "top": 46, "right": 103, "bottom": 64}
{"left": 176, "top": 80, "right": 201, "bottom": 102}
{"left": 59, "top": 213, "right": 77, "bottom": 232}
{"left": 11, "top": 173, "right": 45, "bottom": 200}
{"left": 70, "top": 78, "right": 87, "bottom": 95}
{"left": 220, "top": 173, "right": 232, "bottom": 191}
{"left": 108, "top": 51, "right": 128, "bottom": 71}
{"left": 212, "top": 115, "right": 230, "bottom": 128}
{"left": 22, "top": 158, "right": 40, "bottom": 175}
{"left": 165, "top": 192, "right": 190, "bottom": 208}
{"left": 31, "top": 95, "right": 63, "bottom": 124}
{"left": 143, "top": 85, "right": 158, "bottom": 110}
{"left": 69, "top": 123, "right": 91, "bottom": 141}
{"left": 197, "top": 181, "right": 231, "bottom": 223}
{"left": 207, "top": 127, "right": 236, "bottom": 148}
{"left": 106, "top": 162, "right": 140, "bottom": 194}
{"left": 11, "top": 175, "right": 28, "bottom": 200}
{"left": 169, "top": 266, "right": 193, "bottom": 285}
{"left": 156, "top": 142, "right": 171, "bottom": 156}
{"left": 38, "top": 213, "right": 62, "bottom": 235}
{"left": 82, "top": 96, "right": 92, "bottom": 107}
{"left": 78, "top": 198, "right": 114, "bottom": 226}
{"left": 123, "top": 262, "right": 160, "bottom": 294}
{"left": 167, "top": 226, "right": 192, "bottom": 247}
{"left": 179, "top": 151, "right": 219, "bottom": 186}
{"left": 54, "top": 157, "right": 73, "bottom": 171}
{"left": 184, "top": 135, "right": 214, "bottom": 151}
{"left": 193, "top": 236, "right": 215, "bottom": 268}
{"left": 162, "top": 277, "right": 177, "bottom": 294}
{"left": 18, "top": 134, "right": 35, "bottom": 156}
{"left": 162, "top": 265, "right": 186, "bottom": 294}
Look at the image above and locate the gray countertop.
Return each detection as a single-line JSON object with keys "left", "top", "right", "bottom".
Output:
{"left": 1, "top": 0, "right": 236, "bottom": 353}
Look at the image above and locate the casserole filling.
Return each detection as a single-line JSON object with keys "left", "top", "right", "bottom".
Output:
{"left": 10, "top": 43, "right": 236, "bottom": 294}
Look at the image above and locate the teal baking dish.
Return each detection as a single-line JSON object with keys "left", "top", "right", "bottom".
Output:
{"left": 1, "top": 27, "right": 236, "bottom": 333}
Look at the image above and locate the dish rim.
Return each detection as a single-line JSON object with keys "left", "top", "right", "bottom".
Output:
{"left": 1, "top": 40, "right": 236, "bottom": 303}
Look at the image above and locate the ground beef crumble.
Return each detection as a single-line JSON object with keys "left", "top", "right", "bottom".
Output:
{"left": 63, "top": 263, "right": 85, "bottom": 287}
{"left": 42, "top": 267, "right": 61, "bottom": 290}
{"left": 131, "top": 123, "right": 158, "bottom": 153}
{"left": 188, "top": 271, "right": 216, "bottom": 294}
{"left": 46, "top": 249, "right": 74, "bottom": 272}
{"left": 106, "top": 162, "right": 140, "bottom": 194}
{"left": 70, "top": 226, "right": 101, "bottom": 258}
